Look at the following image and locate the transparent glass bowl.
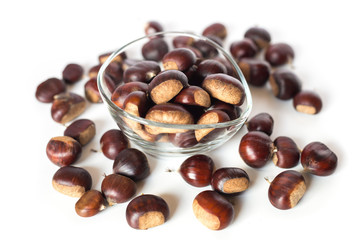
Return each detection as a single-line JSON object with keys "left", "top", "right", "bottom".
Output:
{"left": 98, "top": 31, "right": 252, "bottom": 157}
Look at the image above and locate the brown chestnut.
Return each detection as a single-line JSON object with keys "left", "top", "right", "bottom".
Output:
{"left": 193, "top": 190, "right": 234, "bottom": 230}
{"left": 197, "top": 59, "right": 227, "bottom": 82}
{"left": 149, "top": 70, "right": 188, "bottom": 104}
{"left": 101, "top": 173, "right": 136, "bottom": 205}
{"left": 195, "top": 109, "right": 230, "bottom": 143}
{"left": 293, "top": 90, "right": 322, "bottom": 114}
{"left": 193, "top": 39, "right": 219, "bottom": 58}
{"left": 64, "top": 119, "right": 96, "bottom": 146}
{"left": 172, "top": 36, "right": 195, "bottom": 48}
{"left": 145, "top": 103, "right": 194, "bottom": 135}
{"left": 269, "top": 69, "right": 302, "bottom": 100}
{"left": 238, "top": 58, "right": 271, "bottom": 87}
{"left": 272, "top": 136, "right": 300, "bottom": 168}
{"left": 239, "top": 131, "right": 274, "bottom": 168}
{"left": 88, "top": 64, "right": 102, "bottom": 79}
{"left": 230, "top": 38, "right": 258, "bottom": 61}
{"left": 144, "top": 21, "right": 164, "bottom": 36}
{"left": 35, "top": 78, "right": 66, "bottom": 103}
{"left": 211, "top": 100, "right": 240, "bottom": 120}
{"left": 75, "top": 190, "right": 107, "bottom": 217}
{"left": 100, "top": 129, "right": 130, "bottom": 160}
{"left": 202, "top": 73, "right": 245, "bottom": 106}
{"left": 113, "top": 148, "right": 150, "bottom": 181}
{"left": 268, "top": 170, "right": 306, "bottom": 210}
{"left": 142, "top": 38, "right": 169, "bottom": 62}
{"left": 123, "top": 60, "right": 160, "bottom": 83}
{"left": 162, "top": 48, "right": 196, "bottom": 72}
{"left": 51, "top": 92, "right": 86, "bottom": 124}
{"left": 168, "top": 131, "right": 198, "bottom": 148}
{"left": 46, "top": 136, "right": 82, "bottom": 167}
{"left": 85, "top": 75, "right": 116, "bottom": 103}
{"left": 301, "top": 141, "right": 337, "bottom": 176}
{"left": 126, "top": 194, "right": 170, "bottom": 230}
{"left": 211, "top": 167, "right": 250, "bottom": 195}
{"left": 104, "top": 61, "right": 123, "bottom": 86}
{"left": 265, "top": 43, "right": 294, "bottom": 67}
{"left": 244, "top": 26, "right": 271, "bottom": 49}
{"left": 52, "top": 166, "right": 92, "bottom": 197}
{"left": 179, "top": 154, "right": 214, "bottom": 187}
{"left": 246, "top": 112, "right": 274, "bottom": 136}
{"left": 62, "top": 63, "right": 84, "bottom": 84}
{"left": 111, "top": 82, "right": 149, "bottom": 109}
{"left": 99, "top": 51, "right": 127, "bottom": 64}
{"left": 202, "top": 22, "right": 227, "bottom": 40}
{"left": 173, "top": 86, "right": 211, "bottom": 108}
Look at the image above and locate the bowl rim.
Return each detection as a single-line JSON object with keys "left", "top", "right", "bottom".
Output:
{"left": 97, "top": 31, "right": 253, "bottom": 130}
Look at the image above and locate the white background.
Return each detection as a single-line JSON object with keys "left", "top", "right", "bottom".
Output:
{"left": 1, "top": 0, "right": 359, "bottom": 239}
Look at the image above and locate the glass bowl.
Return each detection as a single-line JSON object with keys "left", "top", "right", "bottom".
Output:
{"left": 97, "top": 31, "right": 252, "bottom": 157}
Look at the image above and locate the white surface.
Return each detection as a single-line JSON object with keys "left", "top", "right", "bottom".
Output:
{"left": 1, "top": 0, "right": 359, "bottom": 239}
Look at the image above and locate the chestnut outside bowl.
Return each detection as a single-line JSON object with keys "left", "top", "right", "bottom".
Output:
{"left": 98, "top": 31, "right": 252, "bottom": 157}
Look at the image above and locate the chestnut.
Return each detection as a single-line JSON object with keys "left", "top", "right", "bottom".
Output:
{"left": 193, "top": 39, "right": 218, "bottom": 58}
{"left": 111, "top": 82, "right": 149, "bottom": 109}
{"left": 85, "top": 75, "right": 116, "bottom": 103}
{"left": 162, "top": 48, "right": 196, "bottom": 72}
{"left": 148, "top": 70, "right": 188, "bottom": 104}
{"left": 246, "top": 112, "right": 274, "bottom": 136}
{"left": 168, "top": 131, "right": 198, "bottom": 148}
{"left": 88, "top": 64, "right": 102, "bottom": 79}
{"left": 123, "top": 60, "right": 161, "bottom": 83}
{"left": 64, "top": 119, "right": 96, "bottom": 146}
{"left": 145, "top": 103, "right": 194, "bottom": 135}
{"left": 172, "top": 36, "right": 195, "bottom": 48}
{"left": 179, "top": 154, "right": 214, "bottom": 187}
{"left": 238, "top": 58, "right": 271, "bottom": 87}
{"left": 269, "top": 69, "right": 302, "bottom": 100}
{"left": 230, "top": 38, "right": 258, "bottom": 61}
{"left": 202, "top": 73, "right": 245, "bottom": 106}
{"left": 193, "top": 190, "right": 234, "bottom": 230}
{"left": 211, "top": 100, "right": 240, "bottom": 120}
{"left": 100, "top": 129, "right": 130, "bottom": 160}
{"left": 101, "top": 173, "right": 136, "bottom": 205}
{"left": 122, "top": 91, "right": 149, "bottom": 117}
{"left": 144, "top": 20, "right": 164, "bottom": 36}
{"left": 99, "top": 51, "right": 127, "bottom": 64}
{"left": 211, "top": 167, "right": 250, "bottom": 195}
{"left": 104, "top": 61, "right": 123, "bottom": 86}
{"left": 122, "top": 58, "right": 142, "bottom": 71}
{"left": 301, "top": 141, "right": 337, "bottom": 176}
{"left": 46, "top": 136, "right": 82, "bottom": 167}
{"left": 293, "top": 90, "right": 322, "bottom": 114}
{"left": 52, "top": 166, "right": 92, "bottom": 197}
{"left": 35, "top": 78, "right": 66, "bottom": 103}
{"left": 62, "top": 63, "right": 84, "bottom": 84}
{"left": 212, "top": 56, "right": 236, "bottom": 77}
{"left": 51, "top": 92, "right": 86, "bottom": 124}
{"left": 196, "top": 59, "right": 227, "bottom": 81}
{"left": 142, "top": 38, "right": 169, "bottom": 62}
{"left": 268, "top": 170, "right": 306, "bottom": 210}
{"left": 239, "top": 131, "right": 274, "bottom": 168}
{"left": 194, "top": 109, "right": 230, "bottom": 143}
{"left": 173, "top": 86, "right": 211, "bottom": 108}
{"left": 202, "top": 22, "right": 227, "bottom": 40}
{"left": 272, "top": 136, "right": 300, "bottom": 168}
{"left": 265, "top": 43, "right": 295, "bottom": 67}
{"left": 113, "top": 148, "right": 150, "bottom": 181}
{"left": 244, "top": 26, "right": 271, "bottom": 49}
{"left": 75, "top": 190, "right": 107, "bottom": 217}
{"left": 126, "top": 194, "right": 170, "bottom": 230}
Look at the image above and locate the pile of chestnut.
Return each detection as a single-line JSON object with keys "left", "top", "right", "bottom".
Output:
{"left": 35, "top": 20, "right": 337, "bottom": 231}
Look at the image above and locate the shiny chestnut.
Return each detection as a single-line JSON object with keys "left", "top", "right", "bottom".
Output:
{"left": 238, "top": 58, "right": 271, "bottom": 87}
{"left": 246, "top": 112, "right": 274, "bottom": 136}
{"left": 46, "top": 136, "right": 82, "bottom": 167}
{"left": 211, "top": 167, "right": 250, "bottom": 195}
{"left": 179, "top": 154, "right": 214, "bottom": 187}
{"left": 142, "top": 38, "right": 169, "bottom": 62}
{"left": 202, "top": 22, "right": 227, "bottom": 40}
{"left": 75, "top": 190, "right": 107, "bottom": 217}
{"left": 111, "top": 82, "right": 149, "bottom": 109}
{"left": 269, "top": 69, "right": 302, "bottom": 100}
{"left": 230, "top": 38, "right": 258, "bottom": 61}
{"left": 101, "top": 173, "right": 136, "bottom": 205}
{"left": 62, "top": 63, "right": 84, "bottom": 84}
{"left": 51, "top": 92, "right": 86, "bottom": 124}
{"left": 123, "top": 60, "right": 161, "bottom": 83}
{"left": 272, "top": 136, "right": 300, "bottom": 168}
{"left": 100, "top": 129, "right": 130, "bottom": 160}
{"left": 35, "top": 78, "right": 66, "bottom": 103}
{"left": 265, "top": 43, "right": 294, "bottom": 67}
{"left": 195, "top": 109, "right": 230, "bottom": 143}
{"left": 173, "top": 86, "right": 211, "bottom": 108}
{"left": 293, "top": 90, "right": 322, "bottom": 114}
{"left": 64, "top": 119, "right": 96, "bottom": 146}
{"left": 244, "top": 26, "right": 271, "bottom": 49}
{"left": 162, "top": 48, "right": 196, "bottom": 72}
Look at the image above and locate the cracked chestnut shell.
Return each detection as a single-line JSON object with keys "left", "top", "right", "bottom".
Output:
{"left": 35, "top": 78, "right": 66, "bottom": 103}
{"left": 180, "top": 154, "right": 214, "bottom": 187}
{"left": 113, "top": 148, "right": 150, "bottom": 181}
{"left": 211, "top": 167, "right": 249, "bottom": 195}
{"left": 46, "top": 136, "right": 82, "bottom": 167}
{"left": 149, "top": 70, "right": 188, "bottom": 104}
{"left": 193, "top": 190, "right": 234, "bottom": 230}
{"left": 268, "top": 170, "right": 306, "bottom": 210}
{"left": 272, "top": 136, "right": 300, "bottom": 168}
{"left": 52, "top": 166, "right": 92, "bottom": 197}
{"left": 100, "top": 129, "right": 130, "bottom": 160}
{"left": 123, "top": 60, "right": 160, "bottom": 83}
{"left": 162, "top": 48, "right": 196, "bottom": 72}
{"left": 301, "top": 141, "right": 337, "bottom": 176}
{"left": 126, "top": 194, "right": 170, "bottom": 230}
{"left": 64, "top": 119, "right": 96, "bottom": 146}
{"left": 239, "top": 131, "right": 274, "bottom": 168}
{"left": 51, "top": 92, "right": 86, "bottom": 124}
{"left": 202, "top": 73, "right": 245, "bottom": 106}
{"left": 75, "top": 190, "right": 107, "bottom": 217}
{"left": 101, "top": 173, "right": 136, "bottom": 205}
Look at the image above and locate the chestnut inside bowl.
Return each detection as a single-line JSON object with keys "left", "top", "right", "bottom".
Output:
{"left": 98, "top": 31, "right": 252, "bottom": 157}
